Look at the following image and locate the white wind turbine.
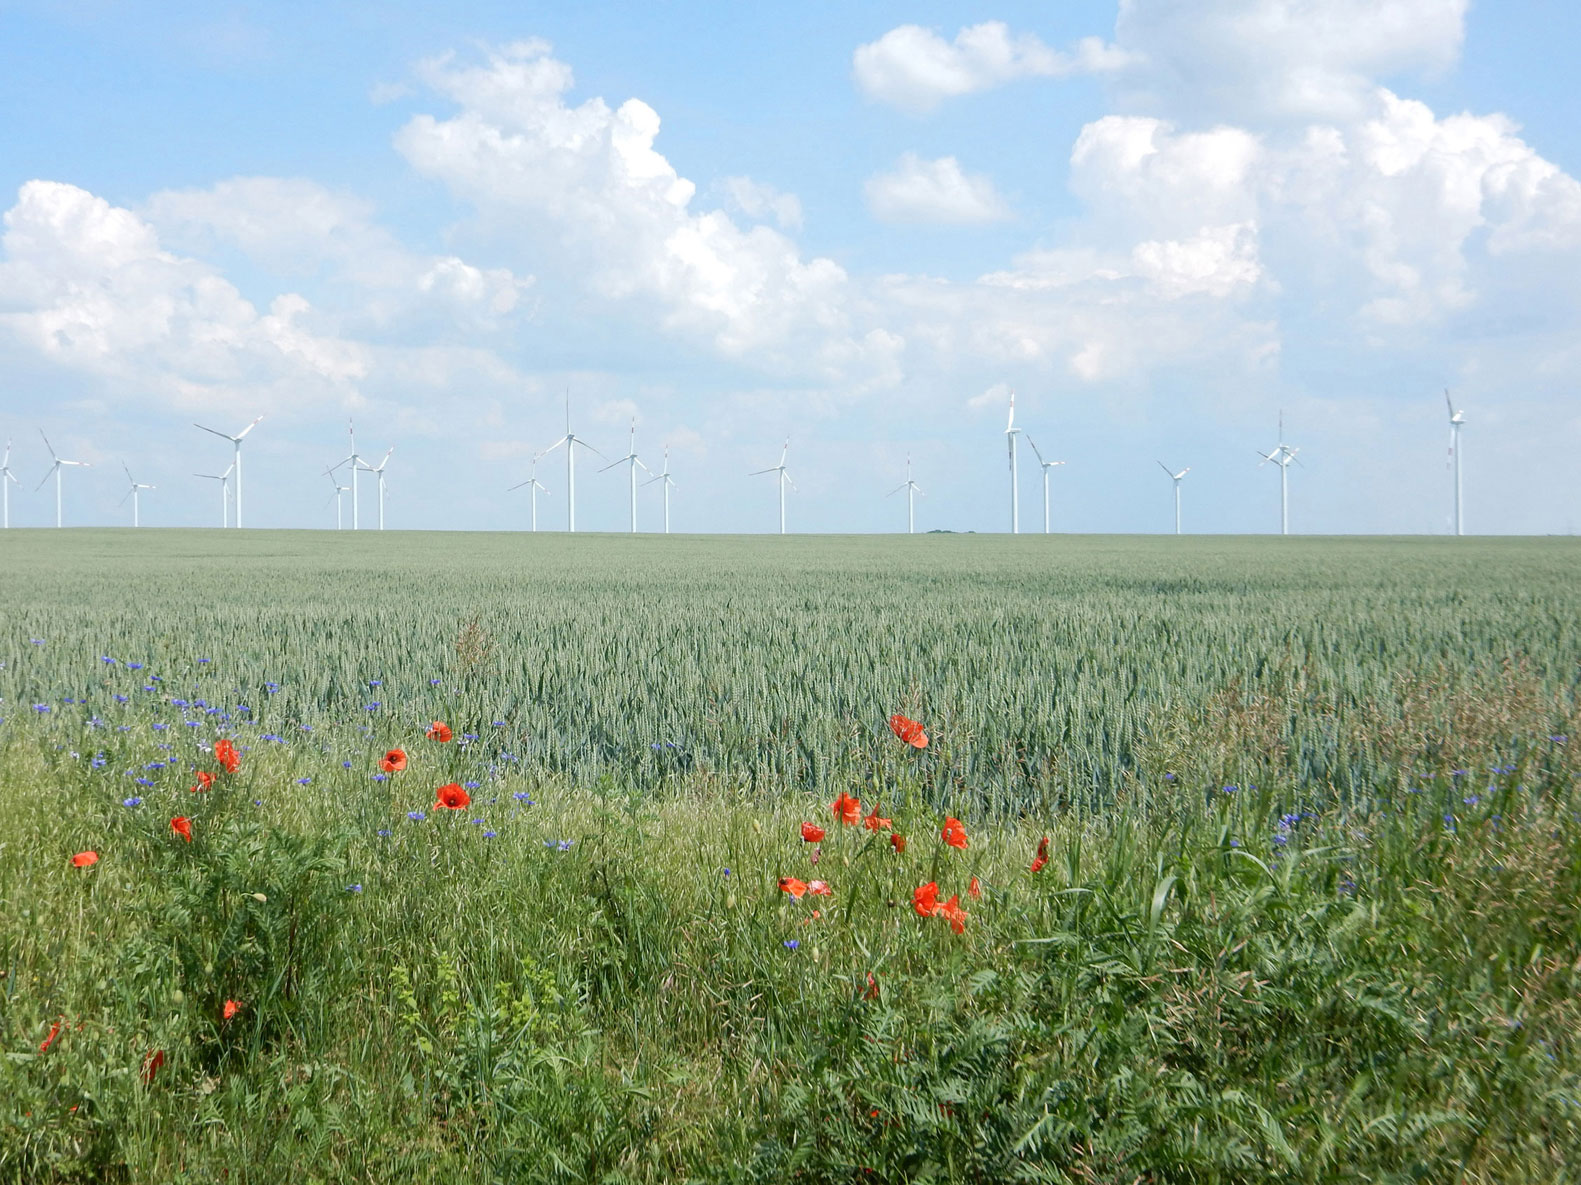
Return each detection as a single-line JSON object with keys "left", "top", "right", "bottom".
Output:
{"left": 193, "top": 415, "right": 263, "bottom": 528}
{"left": 1, "top": 440, "right": 18, "bottom": 529}
{"left": 507, "top": 453, "right": 551, "bottom": 532}
{"left": 195, "top": 463, "right": 235, "bottom": 528}
{"left": 642, "top": 446, "right": 677, "bottom": 534}
{"left": 750, "top": 438, "right": 795, "bottom": 534}
{"left": 599, "top": 418, "right": 650, "bottom": 533}
{"left": 358, "top": 446, "right": 395, "bottom": 530}
{"left": 886, "top": 455, "right": 925, "bottom": 534}
{"left": 1445, "top": 389, "right": 1466, "bottom": 536}
{"left": 328, "top": 420, "right": 365, "bottom": 530}
{"left": 1258, "top": 411, "right": 1300, "bottom": 535}
{"left": 1157, "top": 461, "right": 1190, "bottom": 535}
{"left": 325, "top": 470, "right": 351, "bottom": 530}
{"left": 539, "top": 392, "right": 604, "bottom": 532}
{"left": 120, "top": 463, "right": 155, "bottom": 527}
{"left": 1005, "top": 389, "right": 1021, "bottom": 534}
{"left": 1024, "top": 436, "right": 1065, "bottom": 534}
{"left": 36, "top": 431, "right": 90, "bottom": 528}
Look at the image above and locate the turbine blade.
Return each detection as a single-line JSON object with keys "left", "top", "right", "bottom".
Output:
{"left": 1157, "top": 460, "right": 1173, "bottom": 476}
{"left": 34, "top": 463, "right": 57, "bottom": 490}
{"left": 597, "top": 457, "right": 624, "bottom": 473}
{"left": 1007, "top": 388, "right": 1015, "bottom": 431}
{"left": 1445, "top": 388, "right": 1454, "bottom": 418}
{"left": 541, "top": 435, "right": 570, "bottom": 455}
{"left": 193, "top": 423, "right": 232, "bottom": 441}
{"left": 233, "top": 415, "right": 265, "bottom": 440}
{"left": 1025, "top": 435, "right": 1046, "bottom": 466}
{"left": 749, "top": 467, "right": 777, "bottom": 476}
{"left": 39, "top": 429, "right": 57, "bottom": 459}
{"left": 118, "top": 488, "right": 132, "bottom": 506}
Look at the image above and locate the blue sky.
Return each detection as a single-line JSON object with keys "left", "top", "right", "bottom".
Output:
{"left": 2, "top": 0, "right": 1579, "bottom": 533}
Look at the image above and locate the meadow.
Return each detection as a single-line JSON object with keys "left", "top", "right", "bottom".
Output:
{"left": 1, "top": 529, "right": 1578, "bottom": 1183}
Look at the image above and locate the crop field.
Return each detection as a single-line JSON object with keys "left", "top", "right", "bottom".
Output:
{"left": 2, "top": 530, "right": 1580, "bottom": 1182}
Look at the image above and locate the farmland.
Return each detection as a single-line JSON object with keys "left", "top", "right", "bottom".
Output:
{"left": 2, "top": 530, "right": 1580, "bottom": 1182}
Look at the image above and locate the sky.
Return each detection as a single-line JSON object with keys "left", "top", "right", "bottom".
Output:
{"left": 1, "top": 0, "right": 1579, "bottom": 535}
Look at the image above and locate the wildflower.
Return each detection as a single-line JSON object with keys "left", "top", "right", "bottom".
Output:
{"left": 222, "top": 1000, "right": 241, "bottom": 1021}
{"left": 1030, "top": 836, "right": 1050, "bottom": 873}
{"left": 890, "top": 833, "right": 906, "bottom": 854}
{"left": 122, "top": 796, "right": 142, "bottom": 808}
{"left": 888, "top": 713, "right": 928, "bottom": 748}
{"left": 39, "top": 1018, "right": 63, "bottom": 1052}
{"left": 372, "top": 773, "right": 388, "bottom": 782}
{"left": 464, "top": 781, "right": 480, "bottom": 789}
{"left": 913, "top": 882, "right": 942, "bottom": 917}
{"left": 779, "top": 877, "right": 809, "bottom": 899}
{"left": 831, "top": 793, "right": 861, "bottom": 825}
{"left": 170, "top": 816, "right": 193, "bottom": 843}
{"left": 939, "top": 894, "right": 968, "bottom": 934}
{"left": 969, "top": 876, "right": 982, "bottom": 900}
{"left": 32, "top": 704, "right": 50, "bottom": 713}
{"left": 864, "top": 972, "right": 880, "bottom": 1000}
{"left": 407, "top": 811, "right": 426, "bottom": 822}
{"left": 191, "top": 770, "right": 215, "bottom": 793}
{"left": 380, "top": 749, "right": 407, "bottom": 773}
{"left": 435, "top": 783, "right": 471, "bottom": 810}
{"left": 863, "top": 809, "right": 892, "bottom": 831}
{"left": 377, "top": 829, "right": 391, "bottom": 837}
{"left": 557, "top": 839, "right": 574, "bottom": 851}
{"left": 71, "top": 851, "right": 98, "bottom": 868}
{"left": 483, "top": 830, "right": 497, "bottom": 838}
{"left": 364, "top": 703, "right": 381, "bottom": 711}
{"left": 512, "top": 791, "right": 533, "bottom": 803}
{"left": 783, "top": 939, "right": 799, "bottom": 950}
{"left": 213, "top": 739, "right": 240, "bottom": 774}
{"left": 941, "top": 817, "right": 968, "bottom": 850}
{"left": 808, "top": 880, "right": 832, "bottom": 896}
{"left": 347, "top": 883, "right": 363, "bottom": 893}
{"left": 296, "top": 777, "right": 312, "bottom": 785}
{"left": 141, "top": 1049, "right": 165, "bottom": 1083}
{"left": 800, "top": 822, "right": 826, "bottom": 843}
{"left": 427, "top": 721, "right": 453, "bottom": 742}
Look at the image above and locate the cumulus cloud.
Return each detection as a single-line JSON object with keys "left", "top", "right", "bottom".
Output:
{"left": 865, "top": 154, "right": 1010, "bottom": 224}
{"left": 720, "top": 177, "right": 803, "bottom": 231}
{"left": 853, "top": 21, "right": 1129, "bottom": 114}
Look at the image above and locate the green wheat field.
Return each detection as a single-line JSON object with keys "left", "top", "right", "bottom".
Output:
{"left": 2, "top": 530, "right": 1579, "bottom": 1183}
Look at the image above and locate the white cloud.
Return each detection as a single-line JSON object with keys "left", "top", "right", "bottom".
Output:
{"left": 966, "top": 381, "right": 1011, "bottom": 412}
{"left": 720, "top": 177, "right": 803, "bottom": 231}
{"left": 865, "top": 153, "right": 1010, "bottom": 224}
{"left": 853, "top": 21, "right": 1129, "bottom": 114}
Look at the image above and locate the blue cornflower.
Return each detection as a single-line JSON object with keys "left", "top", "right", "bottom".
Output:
{"left": 470, "top": 818, "right": 484, "bottom": 825}
{"left": 61, "top": 697, "right": 75, "bottom": 704}
{"left": 1228, "top": 838, "right": 1241, "bottom": 847}
{"left": 193, "top": 699, "right": 207, "bottom": 709}
{"left": 235, "top": 705, "right": 250, "bottom": 713}
{"left": 783, "top": 939, "right": 799, "bottom": 951}
{"left": 364, "top": 703, "right": 381, "bottom": 711}
{"left": 32, "top": 704, "right": 49, "bottom": 713}
{"left": 558, "top": 839, "right": 573, "bottom": 851}
{"left": 500, "top": 752, "right": 517, "bottom": 762}
{"left": 184, "top": 721, "right": 202, "bottom": 728}
{"left": 461, "top": 733, "right": 478, "bottom": 741}
{"left": 377, "top": 829, "right": 391, "bottom": 837}
{"left": 372, "top": 773, "right": 388, "bottom": 782}
{"left": 265, "top": 682, "right": 280, "bottom": 693}
{"left": 122, "top": 796, "right": 142, "bottom": 807}
{"left": 296, "top": 777, "right": 312, "bottom": 785}
{"left": 513, "top": 791, "right": 532, "bottom": 802}
{"left": 29, "top": 638, "right": 44, "bottom": 645}
{"left": 144, "top": 761, "right": 164, "bottom": 770}
{"left": 492, "top": 721, "right": 506, "bottom": 727}
{"left": 347, "top": 883, "right": 363, "bottom": 893}
{"left": 127, "top": 662, "right": 142, "bottom": 670}
{"left": 91, "top": 755, "right": 106, "bottom": 768}
{"left": 198, "top": 658, "right": 211, "bottom": 664}
{"left": 151, "top": 722, "right": 168, "bottom": 731}
{"left": 1550, "top": 735, "right": 1568, "bottom": 744}
{"left": 1464, "top": 793, "right": 1480, "bottom": 806}
{"left": 342, "top": 761, "right": 353, "bottom": 769}
{"left": 135, "top": 777, "right": 153, "bottom": 787}
{"left": 1221, "top": 784, "right": 1238, "bottom": 794}
{"left": 464, "top": 781, "right": 480, "bottom": 789}
{"left": 101, "top": 656, "right": 116, "bottom": 664}
{"left": 172, "top": 699, "right": 189, "bottom": 708}
{"left": 722, "top": 868, "right": 731, "bottom": 878}
{"left": 429, "top": 678, "right": 442, "bottom": 685}
{"left": 253, "top": 799, "right": 263, "bottom": 806}
{"left": 113, "top": 694, "right": 128, "bottom": 703}
{"left": 299, "top": 725, "right": 312, "bottom": 732}
{"left": 1163, "top": 772, "right": 1177, "bottom": 781}
{"left": 407, "top": 811, "right": 426, "bottom": 822}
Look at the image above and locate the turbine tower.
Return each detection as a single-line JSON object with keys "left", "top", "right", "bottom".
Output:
{"left": 1005, "top": 389, "right": 1021, "bottom": 534}
{"left": 195, "top": 463, "right": 234, "bottom": 528}
{"left": 539, "top": 391, "right": 604, "bottom": 532}
{"left": 193, "top": 415, "right": 263, "bottom": 528}
{"left": 120, "top": 463, "right": 155, "bottom": 527}
{"left": 36, "top": 431, "right": 90, "bottom": 528}
{"left": 886, "top": 455, "right": 925, "bottom": 534}
{"left": 1258, "top": 411, "right": 1300, "bottom": 535}
{"left": 1024, "top": 436, "right": 1065, "bottom": 534}
{"left": 328, "top": 421, "right": 365, "bottom": 530}
{"left": 358, "top": 446, "right": 395, "bottom": 530}
{"left": 750, "top": 438, "right": 795, "bottom": 534}
{"left": 1, "top": 440, "right": 18, "bottom": 528}
{"left": 1446, "top": 389, "right": 1466, "bottom": 536}
{"left": 599, "top": 418, "right": 650, "bottom": 533}
{"left": 642, "top": 446, "right": 677, "bottom": 534}
{"left": 325, "top": 470, "right": 350, "bottom": 530}
{"left": 507, "top": 453, "right": 551, "bottom": 532}
{"left": 1157, "top": 461, "right": 1190, "bottom": 535}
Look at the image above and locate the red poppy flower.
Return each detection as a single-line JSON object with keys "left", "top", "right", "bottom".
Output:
{"left": 39, "top": 1018, "right": 63, "bottom": 1052}
{"left": 831, "top": 793, "right": 862, "bottom": 825}
{"left": 213, "top": 739, "right": 240, "bottom": 774}
{"left": 191, "top": 770, "right": 215, "bottom": 793}
{"left": 380, "top": 749, "right": 407, "bottom": 773}
{"left": 141, "top": 1049, "right": 165, "bottom": 1084}
{"left": 941, "top": 817, "right": 969, "bottom": 850}
{"left": 779, "top": 876, "right": 808, "bottom": 899}
{"left": 969, "top": 876, "right": 982, "bottom": 900}
{"left": 434, "top": 783, "right": 471, "bottom": 810}
{"left": 864, "top": 972, "right": 880, "bottom": 1000}
{"left": 170, "top": 816, "right": 193, "bottom": 843}
{"left": 863, "top": 810, "right": 892, "bottom": 831}
{"left": 888, "top": 713, "right": 928, "bottom": 749}
{"left": 222, "top": 999, "right": 241, "bottom": 1021}
{"left": 800, "top": 822, "right": 825, "bottom": 843}
{"left": 912, "top": 881, "right": 942, "bottom": 917}
{"left": 890, "top": 833, "right": 907, "bottom": 854}
{"left": 426, "top": 721, "right": 453, "bottom": 742}
{"left": 808, "top": 880, "right": 832, "bottom": 896}
{"left": 940, "top": 894, "right": 968, "bottom": 934}
{"left": 1030, "top": 835, "right": 1050, "bottom": 873}
{"left": 71, "top": 851, "right": 98, "bottom": 868}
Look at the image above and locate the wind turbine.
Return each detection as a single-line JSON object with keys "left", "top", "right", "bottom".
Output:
{"left": 1005, "top": 389, "right": 1021, "bottom": 533}
{"left": 1257, "top": 411, "right": 1300, "bottom": 535}
{"left": 1024, "top": 437, "right": 1065, "bottom": 534}
{"left": 1445, "top": 389, "right": 1466, "bottom": 536}
{"left": 1, "top": 440, "right": 18, "bottom": 529}
{"left": 642, "top": 446, "right": 677, "bottom": 534}
{"left": 193, "top": 416, "right": 263, "bottom": 528}
{"left": 36, "top": 431, "right": 90, "bottom": 528}
{"left": 886, "top": 455, "right": 925, "bottom": 534}
{"left": 750, "top": 438, "right": 795, "bottom": 534}
{"left": 325, "top": 470, "right": 350, "bottom": 530}
{"left": 358, "top": 446, "right": 395, "bottom": 530}
{"left": 194, "top": 463, "right": 234, "bottom": 528}
{"left": 1157, "top": 462, "right": 1190, "bottom": 535}
{"left": 599, "top": 418, "right": 650, "bottom": 533}
{"left": 539, "top": 391, "right": 604, "bottom": 532}
{"left": 120, "top": 463, "right": 155, "bottom": 527}
{"left": 328, "top": 421, "right": 365, "bottom": 530}
{"left": 507, "top": 453, "right": 551, "bottom": 532}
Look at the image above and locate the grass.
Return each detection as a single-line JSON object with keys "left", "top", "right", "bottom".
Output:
{"left": 1, "top": 530, "right": 1578, "bottom": 1182}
